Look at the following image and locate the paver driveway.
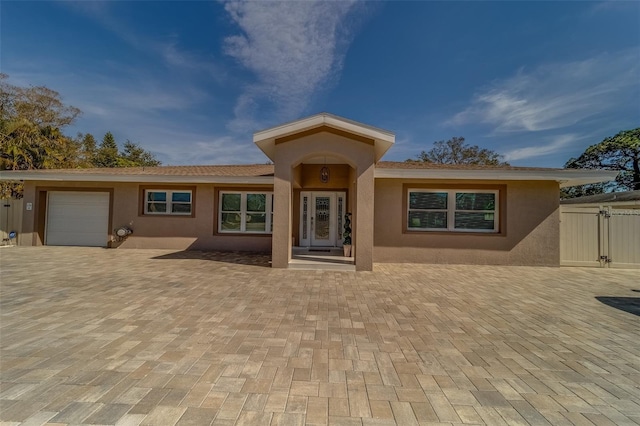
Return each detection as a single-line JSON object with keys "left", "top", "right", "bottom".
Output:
{"left": 1, "top": 247, "right": 639, "bottom": 426}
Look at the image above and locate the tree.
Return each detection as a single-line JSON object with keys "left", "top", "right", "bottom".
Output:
{"left": 77, "top": 133, "right": 97, "bottom": 167}
{"left": 93, "top": 132, "right": 119, "bottom": 168}
{"left": 1, "top": 74, "right": 81, "bottom": 171}
{"left": 412, "top": 136, "right": 509, "bottom": 166}
{"left": 92, "top": 133, "right": 161, "bottom": 168}
{"left": 1, "top": 75, "right": 161, "bottom": 197}
{"left": 119, "top": 140, "right": 161, "bottom": 167}
{"left": 1, "top": 74, "right": 81, "bottom": 197}
{"left": 563, "top": 128, "right": 640, "bottom": 197}
{"left": 560, "top": 182, "right": 606, "bottom": 200}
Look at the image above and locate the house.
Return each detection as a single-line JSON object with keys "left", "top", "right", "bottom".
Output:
{"left": 0, "top": 113, "right": 617, "bottom": 271}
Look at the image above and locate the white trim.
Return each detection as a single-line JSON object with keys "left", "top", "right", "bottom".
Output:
{"left": 560, "top": 200, "right": 640, "bottom": 208}
{"left": 254, "top": 113, "right": 395, "bottom": 144}
{"left": 0, "top": 172, "right": 274, "bottom": 184}
{"left": 376, "top": 168, "right": 618, "bottom": 188}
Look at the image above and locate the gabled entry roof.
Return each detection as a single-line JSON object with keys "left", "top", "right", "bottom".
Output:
{"left": 254, "top": 113, "right": 395, "bottom": 162}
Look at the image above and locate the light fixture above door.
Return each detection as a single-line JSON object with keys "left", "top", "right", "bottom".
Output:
{"left": 320, "top": 156, "right": 330, "bottom": 183}
{"left": 320, "top": 165, "right": 330, "bottom": 183}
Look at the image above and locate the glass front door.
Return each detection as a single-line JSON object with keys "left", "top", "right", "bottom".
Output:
{"left": 312, "top": 195, "right": 331, "bottom": 245}
{"left": 300, "top": 192, "right": 345, "bottom": 247}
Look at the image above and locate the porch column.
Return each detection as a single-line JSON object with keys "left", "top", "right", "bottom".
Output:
{"left": 272, "top": 163, "right": 292, "bottom": 268}
{"left": 355, "top": 163, "right": 375, "bottom": 271}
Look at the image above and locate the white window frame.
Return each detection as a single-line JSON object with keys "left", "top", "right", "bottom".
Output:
{"left": 219, "top": 191, "right": 273, "bottom": 234}
{"left": 407, "top": 189, "right": 499, "bottom": 233}
{"left": 144, "top": 189, "right": 192, "bottom": 215}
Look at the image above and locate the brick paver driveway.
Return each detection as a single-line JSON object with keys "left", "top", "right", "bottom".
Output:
{"left": 1, "top": 247, "right": 639, "bottom": 426}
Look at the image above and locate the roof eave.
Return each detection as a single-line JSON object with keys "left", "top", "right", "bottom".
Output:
{"left": 561, "top": 200, "right": 640, "bottom": 207}
{"left": 0, "top": 172, "right": 275, "bottom": 185}
{"left": 374, "top": 168, "right": 619, "bottom": 187}
{"left": 2, "top": 168, "right": 617, "bottom": 188}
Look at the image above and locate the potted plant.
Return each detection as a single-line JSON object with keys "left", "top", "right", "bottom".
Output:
{"left": 343, "top": 212, "right": 352, "bottom": 257}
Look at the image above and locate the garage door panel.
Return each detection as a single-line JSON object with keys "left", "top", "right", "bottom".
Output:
{"left": 46, "top": 230, "right": 108, "bottom": 247}
{"left": 46, "top": 192, "right": 110, "bottom": 247}
{"left": 47, "top": 217, "right": 108, "bottom": 233}
{"left": 48, "top": 206, "right": 109, "bottom": 228}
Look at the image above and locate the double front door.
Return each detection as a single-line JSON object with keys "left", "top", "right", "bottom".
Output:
{"left": 299, "top": 191, "right": 346, "bottom": 247}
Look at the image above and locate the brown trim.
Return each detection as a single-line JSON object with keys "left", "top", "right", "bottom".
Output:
{"left": 401, "top": 183, "right": 507, "bottom": 236}
{"left": 275, "top": 125, "right": 375, "bottom": 145}
{"left": 138, "top": 185, "right": 196, "bottom": 218}
{"left": 35, "top": 190, "right": 47, "bottom": 245}
{"left": 298, "top": 187, "right": 350, "bottom": 193}
{"left": 293, "top": 190, "right": 300, "bottom": 246}
{"left": 34, "top": 187, "right": 115, "bottom": 245}
{"left": 213, "top": 187, "right": 274, "bottom": 237}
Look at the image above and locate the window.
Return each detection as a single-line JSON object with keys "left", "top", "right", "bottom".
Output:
{"left": 408, "top": 189, "right": 498, "bottom": 233}
{"left": 145, "top": 190, "right": 192, "bottom": 215}
{"left": 219, "top": 191, "right": 273, "bottom": 233}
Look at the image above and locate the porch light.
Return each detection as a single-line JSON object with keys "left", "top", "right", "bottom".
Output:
{"left": 320, "top": 166, "right": 330, "bottom": 183}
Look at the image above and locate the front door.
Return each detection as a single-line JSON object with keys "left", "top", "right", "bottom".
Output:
{"left": 300, "top": 191, "right": 346, "bottom": 247}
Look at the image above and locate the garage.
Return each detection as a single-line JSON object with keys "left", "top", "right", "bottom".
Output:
{"left": 46, "top": 191, "right": 110, "bottom": 247}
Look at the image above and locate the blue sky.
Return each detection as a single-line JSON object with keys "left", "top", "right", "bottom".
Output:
{"left": 2, "top": 1, "right": 639, "bottom": 167}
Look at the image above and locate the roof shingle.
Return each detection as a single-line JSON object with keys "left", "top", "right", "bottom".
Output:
{"left": 2, "top": 164, "right": 275, "bottom": 177}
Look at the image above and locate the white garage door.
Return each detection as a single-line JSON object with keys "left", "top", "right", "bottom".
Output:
{"left": 46, "top": 191, "right": 110, "bottom": 247}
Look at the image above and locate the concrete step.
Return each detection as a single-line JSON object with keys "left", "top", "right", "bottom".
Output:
{"left": 290, "top": 246, "right": 355, "bottom": 271}
{"left": 288, "top": 260, "right": 356, "bottom": 271}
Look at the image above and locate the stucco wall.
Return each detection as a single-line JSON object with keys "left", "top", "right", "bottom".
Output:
{"left": 373, "top": 179, "right": 560, "bottom": 266}
{"left": 20, "top": 181, "right": 273, "bottom": 252}
{"left": 271, "top": 131, "right": 376, "bottom": 270}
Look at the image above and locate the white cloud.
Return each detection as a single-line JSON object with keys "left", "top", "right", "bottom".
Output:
{"left": 503, "top": 134, "right": 577, "bottom": 162}
{"left": 587, "top": 0, "right": 639, "bottom": 14}
{"left": 221, "top": 0, "right": 360, "bottom": 131}
{"left": 449, "top": 50, "right": 640, "bottom": 134}
{"left": 150, "top": 133, "right": 267, "bottom": 166}
{"left": 56, "top": 75, "right": 208, "bottom": 120}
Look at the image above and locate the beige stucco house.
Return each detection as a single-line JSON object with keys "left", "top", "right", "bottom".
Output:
{"left": 0, "top": 113, "right": 617, "bottom": 270}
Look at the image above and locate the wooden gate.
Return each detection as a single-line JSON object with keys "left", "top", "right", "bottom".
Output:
{"left": 1, "top": 198, "right": 23, "bottom": 246}
{"left": 560, "top": 206, "right": 640, "bottom": 268}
